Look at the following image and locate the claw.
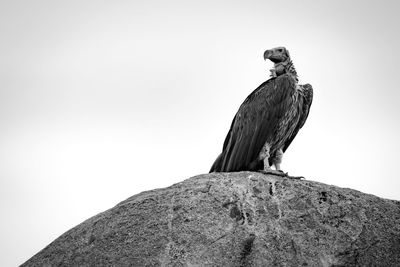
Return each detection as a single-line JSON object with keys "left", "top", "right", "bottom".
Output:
{"left": 258, "top": 170, "right": 305, "bottom": 180}
{"left": 286, "top": 175, "right": 305, "bottom": 180}
{"left": 258, "top": 169, "right": 286, "bottom": 177}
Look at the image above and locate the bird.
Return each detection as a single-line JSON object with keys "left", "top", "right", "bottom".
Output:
{"left": 209, "top": 47, "right": 313, "bottom": 178}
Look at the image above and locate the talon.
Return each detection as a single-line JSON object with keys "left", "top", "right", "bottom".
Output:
{"left": 257, "top": 169, "right": 286, "bottom": 177}
{"left": 286, "top": 174, "right": 305, "bottom": 180}
{"left": 258, "top": 170, "right": 305, "bottom": 180}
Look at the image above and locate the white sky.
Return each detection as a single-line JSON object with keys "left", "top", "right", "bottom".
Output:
{"left": 1, "top": 0, "right": 399, "bottom": 265}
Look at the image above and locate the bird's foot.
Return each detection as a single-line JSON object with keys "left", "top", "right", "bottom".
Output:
{"left": 258, "top": 169, "right": 287, "bottom": 177}
{"left": 285, "top": 174, "right": 305, "bottom": 180}
{"left": 258, "top": 170, "right": 304, "bottom": 180}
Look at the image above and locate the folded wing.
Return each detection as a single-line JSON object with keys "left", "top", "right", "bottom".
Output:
{"left": 210, "top": 74, "right": 298, "bottom": 172}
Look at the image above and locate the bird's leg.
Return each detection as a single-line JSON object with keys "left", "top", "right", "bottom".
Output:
{"left": 273, "top": 148, "right": 284, "bottom": 172}
{"left": 261, "top": 148, "right": 305, "bottom": 180}
{"left": 259, "top": 148, "right": 285, "bottom": 177}
{"left": 258, "top": 147, "right": 286, "bottom": 177}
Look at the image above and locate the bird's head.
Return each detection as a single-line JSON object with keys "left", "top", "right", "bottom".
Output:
{"left": 263, "top": 47, "right": 290, "bottom": 63}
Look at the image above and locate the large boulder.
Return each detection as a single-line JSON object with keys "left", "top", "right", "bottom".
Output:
{"left": 22, "top": 172, "right": 400, "bottom": 266}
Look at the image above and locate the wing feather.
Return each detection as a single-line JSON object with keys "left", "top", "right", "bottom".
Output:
{"left": 210, "top": 74, "right": 297, "bottom": 172}
{"left": 283, "top": 83, "right": 313, "bottom": 152}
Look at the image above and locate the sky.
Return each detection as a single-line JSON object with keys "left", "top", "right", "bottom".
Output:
{"left": 1, "top": 0, "right": 399, "bottom": 266}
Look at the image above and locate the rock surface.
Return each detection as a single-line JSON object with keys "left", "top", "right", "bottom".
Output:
{"left": 22, "top": 172, "right": 400, "bottom": 266}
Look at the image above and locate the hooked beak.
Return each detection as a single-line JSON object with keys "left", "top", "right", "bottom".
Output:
{"left": 264, "top": 49, "right": 283, "bottom": 63}
{"left": 263, "top": 50, "right": 272, "bottom": 61}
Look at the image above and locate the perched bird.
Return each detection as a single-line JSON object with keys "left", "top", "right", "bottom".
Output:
{"left": 210, "top": 47, "right": 313, "bottom": 178}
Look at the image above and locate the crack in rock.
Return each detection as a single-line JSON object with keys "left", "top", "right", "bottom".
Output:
{"left": 240, "top": 233, "right": 256, "bottom": 266}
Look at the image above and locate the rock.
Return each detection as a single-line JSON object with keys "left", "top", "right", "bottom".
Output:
{"left": 22, "top": 172, "right": 400, "bottom": 266}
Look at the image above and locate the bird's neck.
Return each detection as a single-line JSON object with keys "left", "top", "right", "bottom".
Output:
{"left": 284, "top": 59, "right": 298, "bottom": 81}
{"left": 270, "top": 59, "right": 298, "bottom": 82}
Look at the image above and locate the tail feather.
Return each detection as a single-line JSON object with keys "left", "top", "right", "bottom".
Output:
{"left": 209, "top": 153, "right": 223, "bottom": 173}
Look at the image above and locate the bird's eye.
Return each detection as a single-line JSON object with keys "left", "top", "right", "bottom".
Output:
{"left": 278, "top": 49, "right": 283, "bottom": 53}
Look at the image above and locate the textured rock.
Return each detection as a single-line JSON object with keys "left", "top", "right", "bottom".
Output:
{"left": 22, "top": 172, "right": 400, "bottom": 266}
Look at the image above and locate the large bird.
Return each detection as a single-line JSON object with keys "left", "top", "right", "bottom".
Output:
{"left": 210, "top": 47, "right": 313, "bottom": 178}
